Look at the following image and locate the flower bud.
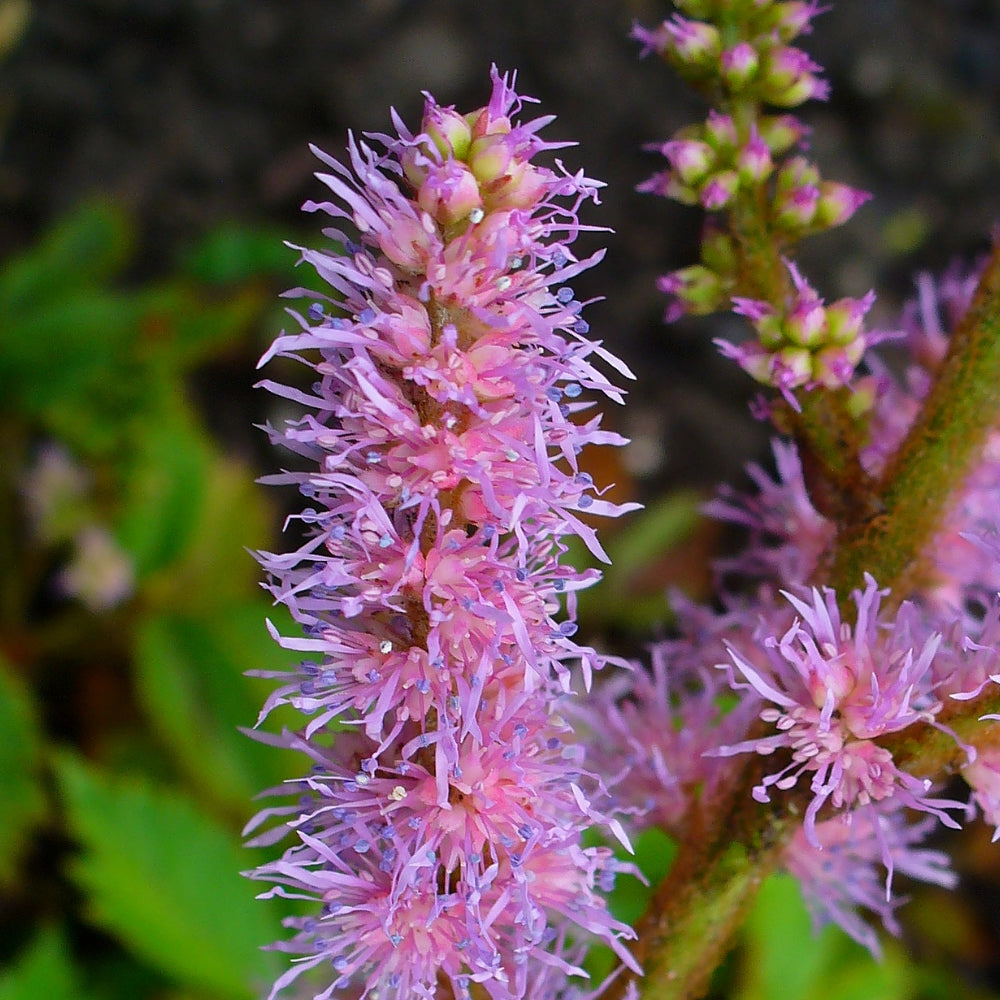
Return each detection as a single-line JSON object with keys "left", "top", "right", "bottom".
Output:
{"left": 485, "top": 159, "right": 548, "bottom": 211}
{"left": 704, "top": 110, "right": 739, "bottom": 155}
{"left": 758, "top": 114, "right": 808, "bottom": 155}
{"left": 721, "top": 42, "right": 760, "bottom": 91}
{"left": 422, "top": 105, "right": 473, "bottom": 161}
{"left": 825, "top": 291, "right": 874, "bottom": 345}
{"left": 468, "top": 133, "right": 513, "bottom": 184}
{"left": 658, "top": 264, "right": 725, "bottom": 316}
{"left": 774, "top": 345, "right": 814, "bottom": 387}
{"left": 736, "top": 131, "right": 773, "bottom": 185}
{"left": 813, "top": 342, "right": 863, "bottom": 388}
{"left": 759, "top": 46, "right": 829, "bottom": 106}
{"left": 774, "top": 183, "right": 819, "bottom": 229}
{"left": 776, "top": 156, "right": 819, "bottom": 192}
{"left": 699, "top": 169, "right": 740, "bottom": 210}
{"left": 663, "top": 139, "right": 716, "bottom": 185}
{"left": 417, "top": 160, "right": 483, "bottom": 225}
{"left": 772, "top": 1, "right": 823, "bottom": 42}
{"left": 664, "top": 15, "right": 722, "bottom": 70}
{"left": 813, "top": 182, "right": 872, "bottom": 229}
{"left": 784, "top": 297, "right": 827, "bottom": 347}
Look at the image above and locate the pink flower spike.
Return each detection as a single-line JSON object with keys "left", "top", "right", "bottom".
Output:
{"left": 250, "top": 67, "right": 637, "bottom": 1000}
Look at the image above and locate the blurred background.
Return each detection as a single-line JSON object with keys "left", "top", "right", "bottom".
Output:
{"left": 3, "top": 1, "right": 1000, "bottom": 998}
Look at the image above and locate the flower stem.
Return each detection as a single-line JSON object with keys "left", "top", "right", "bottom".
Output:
{"left": 830, "top": 240, "right": 1000, "bottom": 599}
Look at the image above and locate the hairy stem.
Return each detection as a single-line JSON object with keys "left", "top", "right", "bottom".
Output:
{"left": 830, "top": 240, "right": 1000, "bottom": 598}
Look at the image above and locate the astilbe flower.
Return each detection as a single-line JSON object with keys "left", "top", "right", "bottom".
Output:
{"left": 712, "top": 577, "right": 965, "bottom": 849}
{"left": 784, "top": 803, "right": 957, "bottom": 957}
{"left": 248, "top": 68, "right": 639, "bottom": 1000}
{"left": 571, "top": 596, "right": 761, "bottom": 838}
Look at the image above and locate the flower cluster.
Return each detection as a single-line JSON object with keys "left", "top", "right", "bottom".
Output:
{"left": 713, "top": 578, "right": 963, "bottom": 839}
{"left": 250, "top": 69, "right": 639, "bottom": 1000}
{"left": 637, "top": 1, "right": 873, "bottom": 394}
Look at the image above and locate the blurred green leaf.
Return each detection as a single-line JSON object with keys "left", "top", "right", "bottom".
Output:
{"left": 180, "top": 223, "right": 297, "bottom": 287}
{"left": 584, "top": 826, "right": 678, "bottom": 983}
{"left": 736, "top": 874, "right": 912, "bottom": 1000}
{"left": 573, "top": 491, "right": 702, "bottom": 631}
{"left": 0, "top": 658, "right": 46, "bottom": 884}
{"left": 164, "top": 284, "right": 266, "bottom": 369}
{"left": 0, "top": 201, "right": 132, "bottom": 317}
{"left": 0, "top": 291, "right": 141, "bottom": 423}
{"left": 152, "top": 455, "right": 273, "bottom": 612}
{"left": 0, "top": 926, "right": 82, "bottom": 1000}
{"left": 134, "top": 604, "right": 299, "bottom": 814}
{"left": 606, "top": 492, "right": 701, "bottom": 582}
{"left": 56, "top": 752, "right": 280, "bottom": 1000}
{"left": 115, "top": 402, "right": 210, "bottom": 578}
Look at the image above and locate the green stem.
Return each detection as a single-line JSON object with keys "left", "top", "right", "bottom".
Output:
{"left": 830, "top": 240, "right": 1000, "bottom": 598}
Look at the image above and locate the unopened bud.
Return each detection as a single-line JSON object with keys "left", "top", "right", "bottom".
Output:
{"left": 784, "top": 298, "right": 827, "bottom": 347}
{"left": 699, "top": 169, "right": 740, "bottom": 210}
{"left": 658, "top": 264, "right": 725, "bottom": 315}
{"left": 813, "top": 181, "right": 872, "bottom": 229}
{"left": 417, "top": 161, "right": 483, "bottom": 225}
{"left": 468, "top": 133, "right": 513, "bottom": 184}
{"left": 813, "top": 342, "right": 864, "bottom": 388}
{"left": 721, "top": 42, "right": 760, "bottom": 91}
{"left": 704, "top": 110, "right": 739, "bottom": 155}
{"left": 422, "top": 105, "right": 473, "bottom": 161}
{"left": 664, "top": 139, "right": 716, "bottom": 185}
{"left": 758, "top": 114, "right": 808, "bottom": 155}
{"left": 664, "top": 15, "right": 722, "bottom": 69}
{"left": 774, "top": 183, "right": 819, "bottom": 228}
{"left": 736, "top": 132, "right": 773, "bottom": 185}
{"left": 776, "top": 156, "right": 819, "bottom": 192}
{"left": 825, "top": 291, "right": 874, "bottom": 345}
{"left": 775, "top": 345, "right": 814, "bottom": 387}
{"left": 759, "top": 46, "right": 829, "bottom": 106}
{"left": 772, "top": 1, "right": 823, "bottom": 42}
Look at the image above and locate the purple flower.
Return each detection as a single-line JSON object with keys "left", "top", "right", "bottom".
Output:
{"left": 704, "top": 438, "right": 834, "bottom": 589}
{"left": 784, "top": 801, "right": 957, "bottom": 956}
{"left": 713, "top": 576, "right": 965, "bottom": 843}
{"left": 571, "top": 598, "right": 760, "bottom": 837}
{"left": 250, "top": 68, "right": 639, "bottom": 1000}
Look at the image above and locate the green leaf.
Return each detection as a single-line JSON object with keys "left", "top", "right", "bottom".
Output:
{"left": 134, "top": 605, "right": 299, "bottom": 813}
{"left": 55, "top": 752, "right": 281, "bottom": 1000}
{"left": 736, "top": 873, "right": 911, "bottom": 1000}
{"left": 0, "top": 659, "right": 46, "bottom": 884}
{"left": 152, "top": 455, "right": 273, "bottom": 612}
{"left": 180, "top": 223, "right": 297, "bottom": 287}
{"left": 115, "top": 402, "right": 210, "bottom": 578}
{"left": 0, "top": 292, "right": 141, "bottom": 421}
{"left": 0, "top": 201, "right": 132, "bottom": 317}
{"left": 572, "top": 491, "right": 702, "bottom": 631}
{"left": 584, "top": 827, "right": 678, "bottom": 983}
{"left": 0, "top": 926, "right": 81, "bottom": 1000}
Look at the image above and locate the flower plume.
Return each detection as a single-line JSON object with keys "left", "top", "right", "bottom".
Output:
{"left": 250, "top": 67, "right": 638, "bottom": 1000}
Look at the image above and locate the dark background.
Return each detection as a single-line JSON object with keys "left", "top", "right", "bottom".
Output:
{"left": 5, "top": 0, "right": 1000, "bottom": 494}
